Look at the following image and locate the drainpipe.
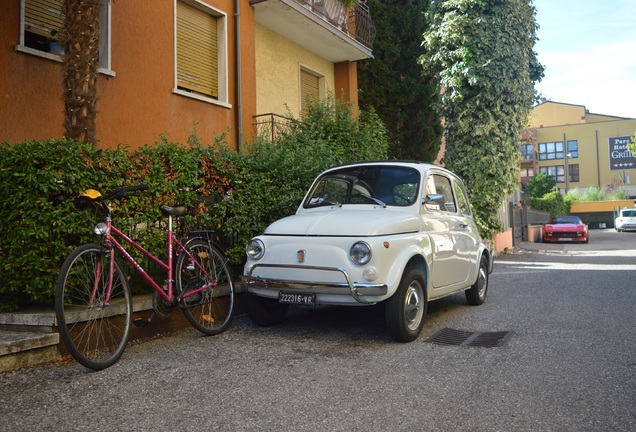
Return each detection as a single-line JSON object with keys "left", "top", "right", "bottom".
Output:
{"left": 235, "top": 0, "right": 243, "bottom": 152}
{"left": 595, "top": 130, "right": 600, "bottom": 187}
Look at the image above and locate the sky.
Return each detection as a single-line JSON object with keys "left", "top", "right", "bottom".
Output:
{"left": 533, "top": 0, "right": 636, "bottom": 118}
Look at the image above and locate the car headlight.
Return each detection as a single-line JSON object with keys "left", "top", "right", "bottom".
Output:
{"left": 350, "top": 241, "right": 372, "bottom": 265}
{"left": 246, "top": 239, "right": 265, "bottom": 260}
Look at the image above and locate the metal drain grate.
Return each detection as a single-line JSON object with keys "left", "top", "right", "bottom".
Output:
{"left": 425, "top": 328, "right": 512, "bottom": 347}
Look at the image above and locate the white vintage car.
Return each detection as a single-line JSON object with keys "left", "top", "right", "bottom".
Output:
{"left": 243, "top": 161, "right": 494, "bottom": 342}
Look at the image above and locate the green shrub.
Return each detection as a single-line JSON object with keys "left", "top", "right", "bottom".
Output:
{"left": 531, "top": 190, "right": 569, "bottom": 217}
{"left": 0, "top": 97, "right": 389, "bottom": 311}
{"left": 210, "top": 95, "right": 390, "bottom": 263}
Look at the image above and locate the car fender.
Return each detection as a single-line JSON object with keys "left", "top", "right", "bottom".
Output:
{"left": 382, "top": 237, "right": 434, "bottom": 300}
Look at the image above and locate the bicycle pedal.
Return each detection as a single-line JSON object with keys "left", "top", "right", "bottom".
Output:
{"left": 133, "top": 318, "right": 150, "bottom": 327}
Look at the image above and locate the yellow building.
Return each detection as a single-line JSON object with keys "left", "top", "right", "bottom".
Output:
{"left": 521, "top": 101, "right": 636, "bottom": 197}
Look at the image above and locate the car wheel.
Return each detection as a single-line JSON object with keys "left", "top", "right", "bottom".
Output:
{"left": 466, "top": 255, "right": 488, "bottom": 306}
{"left": 246, "top": 292, "right": 289, "bottom": 326}
{"left": 385, "top": 267, "right": 427, "bottom": 342}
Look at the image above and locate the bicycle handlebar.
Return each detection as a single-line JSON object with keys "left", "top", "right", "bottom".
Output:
{"left": 110, "top": 184, "right": 150, "bottom": 199}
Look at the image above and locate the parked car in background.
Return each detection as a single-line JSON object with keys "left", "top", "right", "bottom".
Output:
{"left": 615, "top": 208, "right": 636, "bottom": 232}
{"left": 243, "top": 161, "right": 494, "bottom": 342}
{"left": 542, "top": 216, "right": 588, "bottom": 243}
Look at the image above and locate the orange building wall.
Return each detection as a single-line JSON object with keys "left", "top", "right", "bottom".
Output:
{"left": 0, "top": 0, "right": 257, "bottom": 150}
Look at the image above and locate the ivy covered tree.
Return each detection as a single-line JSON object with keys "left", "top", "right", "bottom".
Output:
{"left": 358, "top": 0, "right": 442, "bottom": 162}
{"left": 421, "top": 0, "right": 544, "bottom": 238}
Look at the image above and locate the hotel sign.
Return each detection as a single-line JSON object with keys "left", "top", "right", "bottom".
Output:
{"left": 608, "top": 136, "right": 636, "bottom": 170}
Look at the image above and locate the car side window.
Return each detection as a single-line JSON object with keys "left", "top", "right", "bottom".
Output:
{"left": 452, "top": 180, "right": 472, "bottom": 216}
{"left": 425, "top": 174, "right": 457, "bottom": 213}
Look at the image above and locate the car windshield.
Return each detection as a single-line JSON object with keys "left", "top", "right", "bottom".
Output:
{"left": 304, "top": 165, "right": 420, "bottom": 208}
{"left": 550, "top": 216, "right": 582, "bottom": 224}
{"left": 621, "top": 210, "right": 636, "bottom": 217}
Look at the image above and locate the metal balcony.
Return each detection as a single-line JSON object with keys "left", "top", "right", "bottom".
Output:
{"left": 251, "top": 0, "right": 375, "bottom": 62}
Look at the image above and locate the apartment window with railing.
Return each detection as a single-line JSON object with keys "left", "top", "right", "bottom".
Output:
{"left": 520, "top": 144, "right": 533, "bottom": 161}
{"left": 175, "top": 0, "right": 228, "bottom": 106}
{"left": 18, "top": 0, "right": 112, "bottom": 72}
{"left": 538, "top": 141, "right": 564, "bottom": 161}
{"left": 539, "top": 165, "right": 565, "bottom": 183}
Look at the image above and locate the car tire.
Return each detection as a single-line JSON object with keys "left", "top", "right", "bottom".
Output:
{"left": 466, "top": 255, "right": 489, "bottom": 306}
{"left": 246, "top": 292, "right": 289, "bottom": 326}
{"left": 385, "top": 267, "right": 427, "bottom": 342}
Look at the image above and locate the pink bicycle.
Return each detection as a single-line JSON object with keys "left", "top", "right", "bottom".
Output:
{"left": 55, "top": 184, "right": 235, "bottom": 370}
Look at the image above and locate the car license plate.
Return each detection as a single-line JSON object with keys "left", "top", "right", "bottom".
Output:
{"left": 279, "top": 292, "right": 316, "bottom": 306}
{"left": 557, "top": 238, "right": 572, "bottom": 241}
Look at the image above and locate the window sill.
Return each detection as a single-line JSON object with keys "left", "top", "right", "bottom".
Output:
{"left": 172, "top": 88, "right": 231, "bottom": 109}
{"left": 14, "top": 45, "right": 116, "bottom": 77}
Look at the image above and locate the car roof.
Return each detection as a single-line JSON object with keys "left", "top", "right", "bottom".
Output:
{"left": 322, "top": 161, "right": 458, "bottom": 178}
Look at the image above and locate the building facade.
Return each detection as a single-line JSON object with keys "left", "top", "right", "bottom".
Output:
{"left": 0, "top": 0, "right": 374, "bottom": 150}
{"left": 521, "top": 101, "right": 636, "bottom": 197}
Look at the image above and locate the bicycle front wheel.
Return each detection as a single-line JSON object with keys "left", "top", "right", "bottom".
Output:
{"left": 176, "top": 240, "right": 235, "bottom": 335}
{"left": 55, "top": 244, "right": 132, "bottom": 370}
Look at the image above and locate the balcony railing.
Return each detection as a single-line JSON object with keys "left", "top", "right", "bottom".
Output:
{"left": 253, "top": 113, "right": 295, "bottom": 141}
{"left": 295, "top": 0, "right": 376, "bottom": 49}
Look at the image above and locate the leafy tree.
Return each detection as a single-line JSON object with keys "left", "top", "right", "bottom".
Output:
{"left": 628, "top": 133, "right": 636, "bottom": 156}
{"left": 525, "top": 172, "right": 555, "bottom": 198}
{"left": 421, "top": 0, "right": 544, "bottom": 238}
{"left": 358, "top": 0, "right": 442, "bottom": 162}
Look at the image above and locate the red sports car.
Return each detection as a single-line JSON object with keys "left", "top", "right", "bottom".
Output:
{"left": 542, "top": 216, "right": 588, "bottom": 243}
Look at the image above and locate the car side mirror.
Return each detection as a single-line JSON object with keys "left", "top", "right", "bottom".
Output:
{"left": 424, "top": 193, "right": 445, "bottom": 206}
{"left": 423, "top": 194, "right": 447, "bottom": 211}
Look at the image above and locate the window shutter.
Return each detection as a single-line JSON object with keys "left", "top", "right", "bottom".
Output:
{"left": 300, "top": 70, "right": 319, "bottom": 118}
{"left": 177, "top": 1, "right": 218, "bottom": 98}
{"left": 25, "top": 0, "right": 65, "bottom": 38}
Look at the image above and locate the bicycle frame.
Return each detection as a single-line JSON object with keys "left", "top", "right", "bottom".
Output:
{"left": 92, "top": 211, "right": 217, "bottom": 307}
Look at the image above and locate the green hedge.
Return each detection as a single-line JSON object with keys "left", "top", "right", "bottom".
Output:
{"left": 0, "top": 97, "right": 389, "bottom": 311}
{"left": 531, "top": 190, "right": 569, "bottom": 217}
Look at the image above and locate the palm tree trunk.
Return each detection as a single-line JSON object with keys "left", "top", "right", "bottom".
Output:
{"left": 61, "top": 0, "right": 101, "bottom": 145}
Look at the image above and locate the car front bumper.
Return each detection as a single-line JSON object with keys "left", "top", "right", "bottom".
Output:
{"left": 243, "top": 263, "right": 388, "bottom": 305}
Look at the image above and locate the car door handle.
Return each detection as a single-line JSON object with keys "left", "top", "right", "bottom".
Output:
{"left": 459, "top": 223, "right": 469, "bottom": 229}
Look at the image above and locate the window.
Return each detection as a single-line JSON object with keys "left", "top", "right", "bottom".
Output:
{"left": 300, "top": 67, "right": 323, "bottom": 118}
{"left": 520, "top": 144, "right": 533, "bottom": 161}
{"left": 539, "top": 165, "right": 565, "bottom": 183}
{"left": 425, "top": 174, "right": 456, "bottom": 213}
{"left": 452, "top": 180, "right": 472, "bottom": 216}
{"left": 567, "top": 140, "right": 578, "bottom": 159}
{"left": 538, "top": 141, "right": 564, "bottom": 161}
{"left": 567, "top": 164, "right": 579, "bottom": 182}
{"left": 175, "top": 0, "right": 228, "bottom": 105}
{"left": 18, "top": 0, "right": 112, "bottom": 72}
{"left": 520, "top": 167, "right": 534, "bottom": 177}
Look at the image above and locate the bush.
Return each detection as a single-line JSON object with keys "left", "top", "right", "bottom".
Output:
{"left": 525, "top": 173, "right": 556, "bottom": 199}
{"left": 209, "top": 95, "right": 390, "bottom": 262}
{"left": 0, "top": 97, "right": 389, "bottom": 311}
{"left": 531, "top": 190, "right": 569, "bottom": 217}
{"left": 0, "top": 137, "right": 228, "bottom": 311}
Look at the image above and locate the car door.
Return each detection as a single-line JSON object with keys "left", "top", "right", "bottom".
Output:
{"left": 422, "top": 172, "right": 471, "bottom": 290}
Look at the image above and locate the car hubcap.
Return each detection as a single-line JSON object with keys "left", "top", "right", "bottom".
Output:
{"left": 477, "top": 266, "right": 487, "bottom": 298}
{"left": 404, "top": 281, "right": 424, "bottom": 330}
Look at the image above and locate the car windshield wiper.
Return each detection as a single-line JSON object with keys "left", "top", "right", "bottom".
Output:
{"left": 308, "top": 198, "right": 342, "bottom": 208}
{"left": 360, "top": 193, "right": 387, "bottom": 208}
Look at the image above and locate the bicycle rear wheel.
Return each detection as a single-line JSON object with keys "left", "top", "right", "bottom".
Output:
{"left": 55, "top": 244, "right": 132, "bottom": 370}
{"left": 176, "top": 240, "right": 234, "bottom": 335}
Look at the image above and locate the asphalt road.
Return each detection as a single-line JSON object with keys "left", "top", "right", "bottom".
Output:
{"left": 1, "top": 230, "right": 635, "bottom": 431}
